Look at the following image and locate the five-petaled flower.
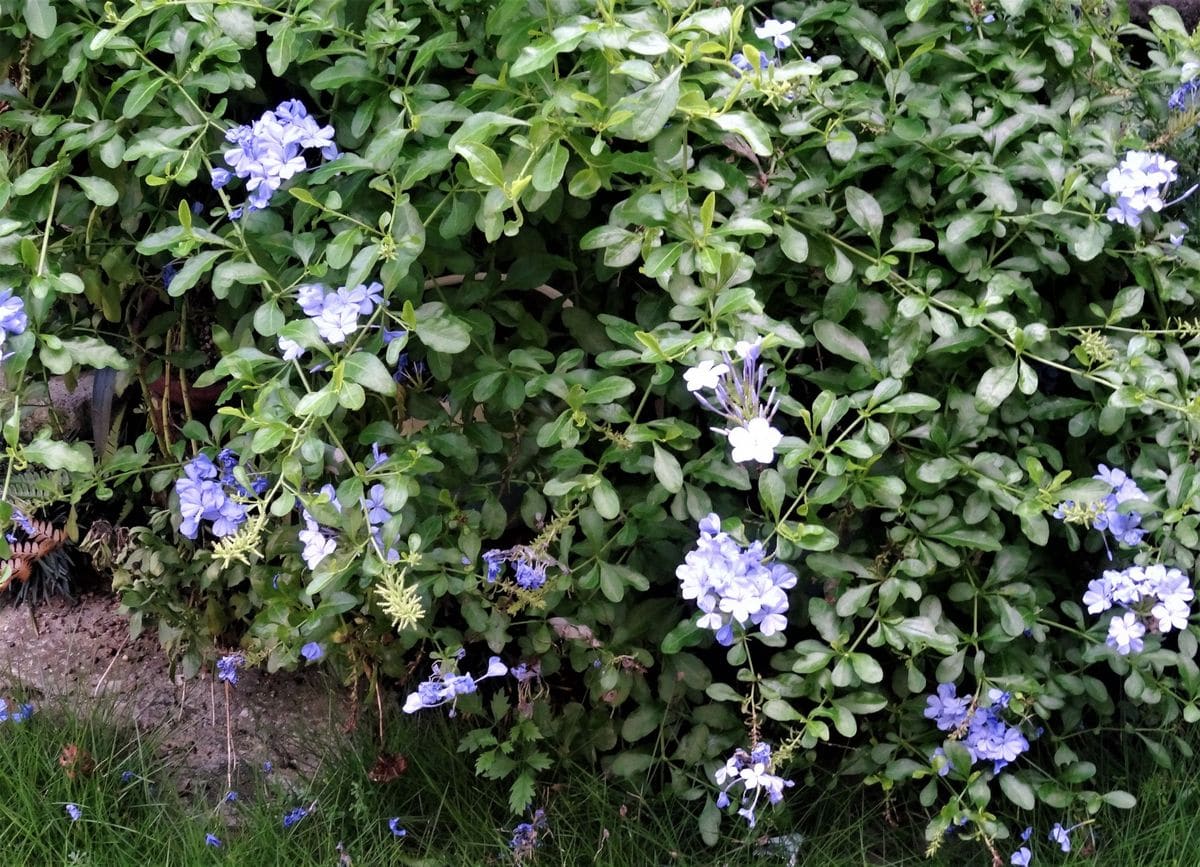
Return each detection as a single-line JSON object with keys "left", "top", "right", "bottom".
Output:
{"left": 754, "top": 18, "right": 796, "bottom": 50}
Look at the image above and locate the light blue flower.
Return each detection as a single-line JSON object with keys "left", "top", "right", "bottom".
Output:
{"left": 65, "top": 803, "right": 82, "bottom": 822}
{"left": 754, "top": 18, "right": 796, "bottom": 50}
{"left": 1011, "top": 845, "right": 1031, "bottom": 866}
{"left": 402, "top": 656, "right": 507, "bottom": 715}
{"left": 206, "top": 834, "right": 222, "bottom": 847}
{"left": 388, "top": 817, "right": 406, "bottom": 837}
{"left": 283, "top": 806, "right": 308, "bottom": 829}
{"left": 216, "top": 653, "right": 244, "bottom": 686}
{"left": 0, "top": 289, "right": 31, "bottom": 348}
{"left": 301, "top": 641, "right": 324, "bottom": 662}
{"left": 299, "top": 509, "right": 336, "bottom": 570}
{"left": 1049, "top": 822, "right": 1072, "bottom": 852}
{"left": 676, "top": 515, "right": 796, "bottom": 644}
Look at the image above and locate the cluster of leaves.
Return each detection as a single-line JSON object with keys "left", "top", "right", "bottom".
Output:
{"left": 6, "top": 0, "right": 1200, "bottom": 853}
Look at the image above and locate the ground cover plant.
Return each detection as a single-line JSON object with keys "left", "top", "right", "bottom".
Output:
{"left": 5, "top": 0, "right": 1200, "bottom": 862}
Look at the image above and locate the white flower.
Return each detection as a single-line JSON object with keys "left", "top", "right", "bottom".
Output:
{"left": 683, "top": 359, "right": 730, "bottom": 392}
{"left": 278, "top": 336, "right": 304, "bottom": 361}
{"left": 727, "top": 417, "right": 783, "bottom": 464}
{"left": 1153, "top": 596, "right": 1190, "bottom": 633}
{"left": 1106, "top": 611, "right": 1146, "bottom": 655}
{"left": 754, "top": 18, "right": 796, "bottom": 50}
{"left": 734, "top": 338, "right": 763, "bottom": 360}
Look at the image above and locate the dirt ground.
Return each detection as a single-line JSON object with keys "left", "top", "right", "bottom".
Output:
{"left": 0, "top": 592, "right": 350, "bottom": 797}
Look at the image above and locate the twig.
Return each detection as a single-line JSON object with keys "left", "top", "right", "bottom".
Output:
{"left": 92, "top": 632, "right": 131, "bottom": 698}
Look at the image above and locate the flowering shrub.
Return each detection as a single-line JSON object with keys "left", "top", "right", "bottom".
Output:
{"left": 7, "top": 0, "right": 1200, "bottom": 858}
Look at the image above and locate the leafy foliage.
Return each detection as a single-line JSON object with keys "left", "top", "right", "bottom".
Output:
{"left": 6, "top": 0, "right": 1200, "bottom": 856}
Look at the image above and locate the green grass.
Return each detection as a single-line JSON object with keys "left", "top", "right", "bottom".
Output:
{"left": 1, "top": 696, "right": 1199, "bottom": 866}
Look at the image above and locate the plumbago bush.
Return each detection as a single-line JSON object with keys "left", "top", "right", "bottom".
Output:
{"left": 9, "top": 0, "right": 1200, "bottom": 856}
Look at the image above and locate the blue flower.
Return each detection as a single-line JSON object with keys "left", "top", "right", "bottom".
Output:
{"left": 294, "top": 281, "right": 385, "bottom": 345}
{"left": 278, "top": 336, "right": 304, "bottom": 361}
{"left": 263, "top": 761, "right": 273, "bottom": 773}
{"left": 299, "top": 509, "right": 336, "bottom": 570}
{"left": 509, "top": 808, "right": 547, "bottom": 855}
{"left": 924, "top": 683, "right": 969, "bottom": 731}
{"left": 754, "top": 18, "right": 796, "bottom": 50}
{"left": 1169, "top": 77, "right": 1200, "bottom": 111}
{"left": 223, "top": 790, "right": 238, "bottom": 803}
{"left": 388, "top": 817, "right": 406, "bottom": 837}
{"left": 686, "top": 339, "right": 784, "bottom": 465}
{"left": 301, "top": 642, "right": 324, "bottom": 662}
{"left": 676, "top": 515, "right": 796, "bottom": 644}
{"left": 283, "top": 806, "right": 309, "bottom": 829}
{"left": 121, "top": 770, "right": 135, "bottom": 782}
{"left": 1100, "top": 151, "right": 1186, "bottom": 228}
{"left": 481, "top": 547, "right": 551, "bottom": 590}
{"left": 174, "top": 452, "right": 262, "bottom": 539}
{"left": 369, "top": 442, "right": 389, "bottom": 469}
{"left": 713, "top": 744, "right": 794, "bottom": 827}
{"left": 362, "top": 485, "right": 390, "bottom": 527}
{"left": 1049, "top": 822, "right": 1072, "bottom": 852}
{"left": 215, "top": 100, "right": 338, "bottom": 218}
{"left": 1010, "top": 845, "right": 1031, "bottom": 866}
{"left": 10, "top": 702, "right": 33, "bottom": 723}
{"left": 403, "top": 656, "right": 507, "bottom": 715}
{"left": 216, "top": 653, "right": 245, "bottom": 686}
{"left": 65, "top": 803, "right": 82, "bottom": 822}
{"left": 206, "top": 833, "right": 222, "bottom": 847}
{"left": 0, "top": 288, "right": 28, "bottom": 351}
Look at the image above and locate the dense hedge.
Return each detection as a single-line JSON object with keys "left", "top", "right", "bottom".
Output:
{"left": 4, "top": 0, "right": 1200, "bottom": 857}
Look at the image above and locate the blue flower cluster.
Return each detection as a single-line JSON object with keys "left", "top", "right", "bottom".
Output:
{"left": 686, "top": 339, "right": 784, "bottom": 464}
{"left": 175, "top": 451, "right": 266, "bottom": 539}
{"left": 298, "top": 508, "right": 337, "bottom": 570}
{"left": 211, "top": 99, "right": 337, "bottom": 218}
{"left": 0, "top": 698, "right": 34, "bottom": 723}
{"left": 216, "top": 652, "right": 245, "bottom": 686}
{"left": 675, "top": 514, "right": 796, "bottom": 645}
{"left": 282, "top": 806, "right": 309, "bottom": 829}
{"left": 713, "top": 743, "right": 794, "bottom": 828}
{"left": 926, "top": 684, "right": 1029, "bottom": 774}
{"left": 295, "top": 281, "right": 384, "bottom": 346}
{"left": 509, "top": 808, "right": 547, "bottom": 858}
{"left": 481, "top": 547, "right": 549, "bottom": 590}
{"left": 1169, "top": 76, "right": 1200, "bottom": 111}
{"left": 1054, "top": 464, "right": 1147, "bottom": 552}
{"left": 402, "top": 656, "right": 507, "bottom": 716}
{"left": 1100, "top": 150, "right": 1183, "bottom": 228}
{"left": 1083, "top": 563, "right": 1193, "bottom": 654}
{"left": 1010, "top": 826, "right": 1032, "bottom": 865}
{"left": 0, "top": 288, "right": 28, "bottom": 355}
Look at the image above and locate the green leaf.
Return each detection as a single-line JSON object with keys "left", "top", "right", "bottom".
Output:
{"left": 1101, "top": 790, "right": 1137, "bottom": 809}
{"left": 662, "top": 619, "right": 705, "bottom": 654}
{"left": 813, "top": 320, "right": 873, "bottom": 367}
{"left": 13, "top": 166, "right": 57, "bottom": 196}
{"left": 24, "top": 436, "right": 93, "bottom": 474}
{"left": 836, "top": 584, "right": 874, "bottom": 617}
{"left": 453, "top": 141, "right": 505, "bottom": 188}
{"left": 610, "top": 67, "right": 682, "bottom": 142}
{"left": 72, "top": 175, "right": 118, "bottom": 207}
{"left": 414, "top": 302, "right": 471, "bottom": 353}
{"left": 710, "top": 111, "right": 774, "bottom": 157}
{"left": 905, "top": 0, "right": 939, "bottom": 21}
{"left": 24, "top": 0, "right": 57, "bottom": 38}
{"left": 510, "top": 28, "right": 588, "bottom": 77}
{"left": 123, "top": 77, "right": 165, "bottom": 119}
{"left": 652, "top": 443, "right": 683, "bottom": 493}
{"left": 844, "top": 187, "right": 883, "bottom": 243}
{"left": 621, "top": 706, "right": 662, "bottom": 742}
{"left": 296, "top": 387, "right": 338, "bottom": 418}
{"left": 999, "top": 773, "right": 1036, "bottom": 810}
{"left": 849, "top": 653, "right": 883, "bottom": 684}
{"left": 582, "top": 375, "right": 635, "bottom": 405}
{"left": 945, "top": 212, "right": 989, "bottom": 245}
{"left": 778, "top": 224, "right": 809, "bottom": 263}
{"left": 508, "top": 772, "right": 536, "bottom": 814}
{"left": 975, "top": 362, "right": 1018, "bottom": 411}
{"left": 343, "top": 352, "right": 397, "bottom": 396}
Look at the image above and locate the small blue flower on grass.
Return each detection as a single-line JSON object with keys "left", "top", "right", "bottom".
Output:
{"left": 713, "top": 743, "right": 793, "bottom": 828}
{"left": 1049, "top": 821, "right": 1073, "bottom": 852}
{"left": 388, "top": 817, "right": 406, "bottom": 837}
{"left": 1011, "top": 845, "right": 1032, "bottom": 866}
{"left": 65, "top": 803, "right": 81, "bottom": 822}
{"left": 205, "top": 833, "right": 222, "bottom": 848}
{"left": 509, "top": 808, "right": 547, "bottom": 857}
{"left": 263, "top": 761, "right": 273, "bottom": 773}
{"left": 283, "top": 806, "right": 309, "bottom": 829}
{"left": 223, "top": 790, "right": 238, "bottom": 803}
{"left": 403, "top": 656, "right": 507, "bottom": 716}
{"left": 120, "top": 770, "right": 135, "bottom": 782}
{"left": 301, "top": 642, "right": 324, "bottom": 662}
{"left": 217, "top": 653, "right": 245, "bottom": 686}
